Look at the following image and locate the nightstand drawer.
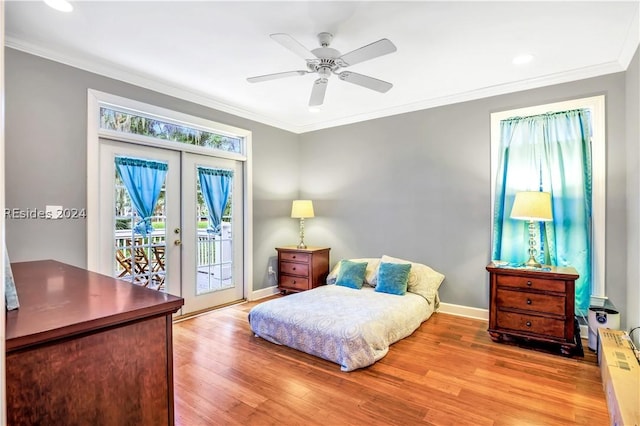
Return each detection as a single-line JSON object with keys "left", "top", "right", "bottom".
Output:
{"left": 497, "top": 311, "right": 566, "bottom": 339}
{"left": 280, "top": 262, "right": 309, "bottom": 276}
{"left": 487, "top": 263, "right": 578, "bottom": 355}
{"left": 496, "top": 288, "right": 565, "bottom": 315}
{"left": 279, "top": 275, "right": 310, "bottom": 291}
{"left": 280, "top": 252, "right": 310, "bottom": 263}
{"left": 276, "top": 247, "right": 330, "bottom": 294}
{"left": 497, "top": 275, "right": 565, "bottom": 293}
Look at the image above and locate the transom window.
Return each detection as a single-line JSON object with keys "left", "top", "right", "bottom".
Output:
{"left": 100, "top": 106, "right": 243, "bottom": 154}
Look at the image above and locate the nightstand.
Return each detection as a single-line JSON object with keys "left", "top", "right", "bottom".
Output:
{"left": 486, "top": 262, "right": 580, "bottom": 355}
{"left": 276, "top": 246, "right": 330, "bottom": 294}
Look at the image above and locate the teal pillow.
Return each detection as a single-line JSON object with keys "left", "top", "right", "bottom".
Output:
{"left": 335, "top": 260, "right": 368, "bottom": 289}
{"left": 375, "top": 262, "right": 411, "bottom": 295}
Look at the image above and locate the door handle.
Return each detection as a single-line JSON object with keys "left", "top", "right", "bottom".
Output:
{"left": 174, "top": 239, "right": 182, "bottom": 246}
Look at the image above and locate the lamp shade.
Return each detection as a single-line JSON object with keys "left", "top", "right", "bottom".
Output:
{"left": 510, "top": 191, "right": 553, "bottom": 221}
{"left": 291, "top": 200, "right": 314, "bottom": 218}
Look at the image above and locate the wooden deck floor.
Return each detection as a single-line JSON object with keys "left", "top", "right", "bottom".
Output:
{"left": 172, "top": 298, "right": 610, "bottom": 425}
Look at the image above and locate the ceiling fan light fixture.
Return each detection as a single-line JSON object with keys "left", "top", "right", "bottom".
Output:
{"left": 44, "top": 0, "right": 73, "bottom": 12}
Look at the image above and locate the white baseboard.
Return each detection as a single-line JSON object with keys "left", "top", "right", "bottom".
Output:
{"left": 248, "top": 285, "right": 280, "bottom": 301}
{"left": 580, "top": 324, "right": 589, "bottom": 340}
{"left": 437, "top": 302, "right": 489, "bottom": 321}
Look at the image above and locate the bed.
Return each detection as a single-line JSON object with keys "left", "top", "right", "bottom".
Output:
{"left": 248, "top": 255, "right": 445, "bottom": 371}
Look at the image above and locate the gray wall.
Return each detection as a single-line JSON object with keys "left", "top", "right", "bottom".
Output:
{"left": 299, "top": 72, "right": 630, "bottom": 320}
{"left": 626, "top": 47, "right": 640, "bottom": 341}
{"left": 5, "top": 46, "right": 638, "bottom": 325}
{"left": 4, "top": 47, "right": 299, "bottom": 292}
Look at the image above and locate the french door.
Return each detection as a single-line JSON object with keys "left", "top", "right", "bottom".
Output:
{"left": 98, "top": 139, "right": 244, "bottom": 315}
{"left": 181, "top": 152, "right": 243, "bottom": 312}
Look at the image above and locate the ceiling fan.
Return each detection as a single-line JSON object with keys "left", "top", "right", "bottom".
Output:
{"left": 247, "top": 32, "right": 397, "bottom": 107}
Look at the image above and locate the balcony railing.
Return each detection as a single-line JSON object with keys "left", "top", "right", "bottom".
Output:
{"left": 114, "top": 223, "right": 232, "bottom": 291}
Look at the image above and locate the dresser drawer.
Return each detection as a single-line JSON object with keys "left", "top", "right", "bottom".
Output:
{"left": 496, "top": 288, "right": 565, "bottom": 315}
{"left": 497, "top": 274, "right": 565, "bottom": 293}
{"left": 497, "top": 311, "right": 566, "bottom": 339}
{"left": 279, "top": 275, "right": 310, "bottom": 291}
{"left": 280, "top": 262, "right": 309, "bottom": 276}
{"left": 280, "top": 251, "right": 310, "bottom": 263}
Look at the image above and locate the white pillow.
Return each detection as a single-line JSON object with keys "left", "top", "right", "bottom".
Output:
{"left": 371, "top": 255, "right": 445, "bottom": 305}
{"left": 327, "top": 258, "right": 381, "bottom": 285}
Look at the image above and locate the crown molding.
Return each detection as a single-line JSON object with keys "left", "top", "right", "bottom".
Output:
{"left": 6, "top": 36, "right": 633, "bottom": 135}
{"left": 5, "top": 37, "right": 302, "bottom": 134}
{"left": 295, "top": 60, "right": 625, "bottom": 133}
{"left": 617, "top": 2, "right": 640, "bottom": 70}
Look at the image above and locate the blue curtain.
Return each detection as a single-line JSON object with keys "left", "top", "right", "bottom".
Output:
{"left": 198, "top": 167, "right": 233, "bottom": 235}
{"left": 492, "top": 109, "right": 592, "bottom": 314}
{"left": 115, "top": 157, "right": 168, "bottom": 236}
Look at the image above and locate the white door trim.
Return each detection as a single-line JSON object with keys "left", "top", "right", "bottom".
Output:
{"left": 87, "top": 89, "right": 253, "bottom": 302}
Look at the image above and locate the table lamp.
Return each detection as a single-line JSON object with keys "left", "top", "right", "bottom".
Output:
{"left": 510, "top": 191, "right": 553, "bottom": 268}
{"left": 291, "top": 200, "right": 314, "bottom": 249}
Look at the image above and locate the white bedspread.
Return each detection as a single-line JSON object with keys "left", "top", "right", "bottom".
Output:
{"left": 248, "top": 285, "right": 435, "bottom": 371}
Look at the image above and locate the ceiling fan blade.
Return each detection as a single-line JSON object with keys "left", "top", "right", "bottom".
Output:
{"left": 309, "top": 78, "right": 328, "bottom": 106}
{"left": 339, "top": 39, "right": 397, "bottom": 66}
{"left": 271, "top": 33, "right": 317, "bottom": 60}
{"left": 338, "top": 71, "right": 393, "bottom": 93}
{"left": 247, "top": 70, "right": 308, "bottom": 83}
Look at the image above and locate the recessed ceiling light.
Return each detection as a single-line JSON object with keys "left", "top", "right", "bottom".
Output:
{"left": 44, "top": 0, "right": 73, "bottom": 12}
{"left": 513, "top": 54, "right": 534, "bottom": 65}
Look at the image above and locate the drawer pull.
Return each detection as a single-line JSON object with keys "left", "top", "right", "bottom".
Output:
{"left": 292, "top": 255, "right": 296, "bottom": 259}
{"left": 526, "top": 281, "right": 532, "bottom": 287}
{"left": 292, "top": 267, "right": 296, "bottom": 271}
{"left": 526, "top": 321, "right": 532, "bottom": 327}
{"left": 526, "top": 299, "right": 532, "bottom": 305}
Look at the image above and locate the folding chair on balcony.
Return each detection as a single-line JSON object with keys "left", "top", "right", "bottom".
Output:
{"left": 151, "top": 245, "right": 166, "bottom": 290}
{"left": 115, "top": 246, "right": 150, "bottom": 287}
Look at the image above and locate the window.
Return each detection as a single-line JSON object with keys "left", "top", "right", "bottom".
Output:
{"left": 490, "top": 96, "right": 606, "bottom": 304}
{"left": 100, "top": 106, "right": 243, "bottom": 154}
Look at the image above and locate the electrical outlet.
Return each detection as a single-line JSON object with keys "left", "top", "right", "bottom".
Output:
{"left": 268, "top": 266, "right": 274, "bottom": 275}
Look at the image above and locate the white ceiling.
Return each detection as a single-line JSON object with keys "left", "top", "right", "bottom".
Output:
{"left": 5, "top": 1, "right": 640, "bottom": 134}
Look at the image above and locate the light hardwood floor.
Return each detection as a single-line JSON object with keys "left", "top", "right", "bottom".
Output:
{"left": 172, "top": 298, "right": 610, "bottom": 425}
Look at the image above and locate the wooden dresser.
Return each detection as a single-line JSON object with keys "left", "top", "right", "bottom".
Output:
{"left": 276, "top": 246, "right": 330, "bottom": 293}
{"left": 5, "top": 260, "right": 184, "bottom": 425}
{"left": 486, "top": 262, "right": 579, "bottom": 355}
